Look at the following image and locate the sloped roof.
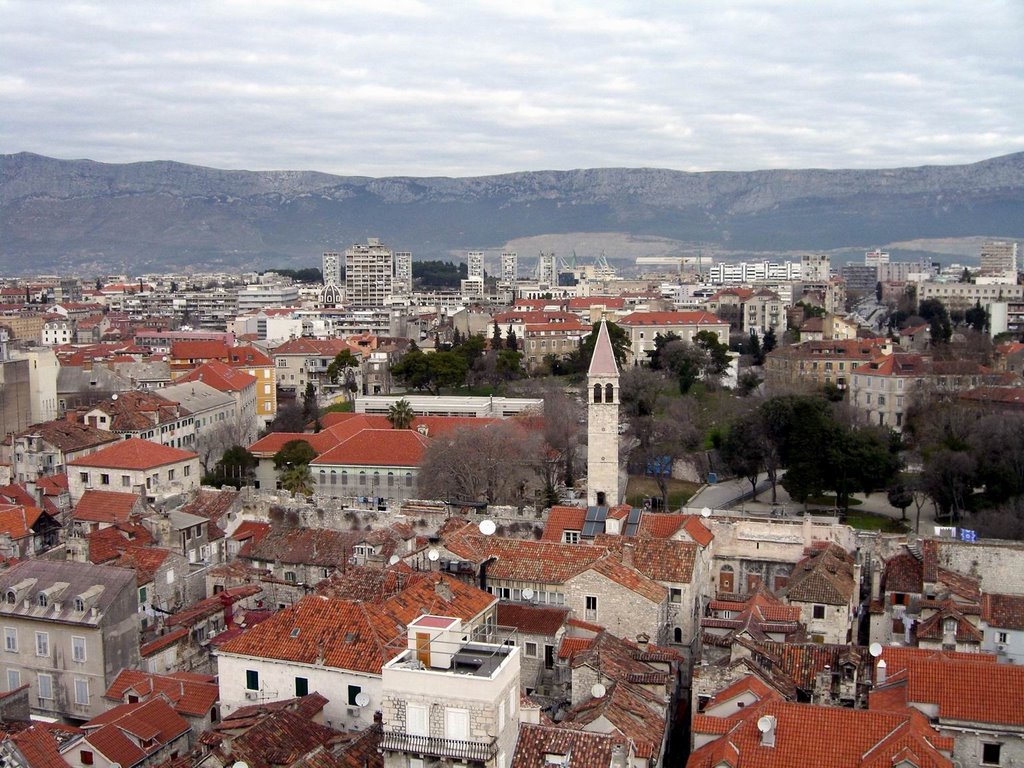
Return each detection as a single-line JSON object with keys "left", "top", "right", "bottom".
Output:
{"left": 239, "top": 526, "right": 360, "bottom": 568}
{"left": 618, "top": 311, "right": 725, "bottom": 326}
{"left": 0, "top": 504, "right": 44, "bottom": 539}
{"left": 497, "top": 603, "right": 570, "bottom": 637}
{"left": 982, "top": 592, "right": 1024, "bottom": 630}
{"left": 512, "top": 724, "right": 626, "bottom": 768}
{"left": 177, "top": 359, "right": 256, "bottom": 392}
{"left": 311, "top": 428, "right": 430, "bottom": 468}
{"left": 169, "top": 341, "right": 230, "bottom": 360}
{"left": 16, "top": 420, "right": 119, "bottom": 452}
{"left": 883, "top": 550, "right": 923, "bottom": 595}
{"left": 69, "top": 438, "right": 197, "bottom": 470}
{"left": 783, "top": 545, "right": 856, "bottom": 605}
{"left": 216, "top": 595, "right": 404, "bottom": 675}
{"left": 74, "top": 490, "right": 143, "bottom": 524}
{"left": 561, "top": 680, "right": 666, "bottom": 760}
{"left": 104, "top": 670, "right": 218, "bottom": 718}
{"left": 905, "top": 656, "right": 1024, "bottom": 726}
{"left": 82, "top": 697, "right": 189, "bottom": 768}
{"left": 587, "top": 321, "right": 619, "bottom": 377}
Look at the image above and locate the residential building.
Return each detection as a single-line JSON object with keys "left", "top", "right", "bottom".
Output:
{"left": 979, "top": 239, "right": 1018, "bottom": 276}
{"left": 841, "top": 263, "right": 878, "bottom": 294}
{"left": 536, "top": 252, "right": 558, "bottom": 286}
{"left": 764, "top": 338, "right": 887, "bottom": 392}
{"left": 345, "top": 238, "right": 395, "bottom": 308}
{"left": 77, "top": 390, "right": 196, "bottom": 449}
{"left": 379, "top": 616, "right": 520, "bottom": 768}
{"left": 236, "top": 283, "right": 299, "bottom": 313}
{"left": 271, "top": 337, "right": 364, "bottom": 400}
{"left": 68, "top": 438, "right": 200, "bottom": 505}
{"left": 800, "top": 253, "right": 830, "bottom": 283}
{"left": 168, "top": 341, "right": 230, "bottom": 380}
{"left": 10, "top": 420, "right": 119, "bottom": 488}
{"left": 354, "top": 394, "right": 542, "bottom": 418}
{"left": 981, "top": 593, "right": 1024, "bottom": 664}
{"left": 103, "top": 669, "right": 220, "bottom": 740}
{"left": 617, "top": 311, "right": 729, "bottom": 365}
{"left": 522, "top": 319, "right": 589, "bottom": 371}
{"left": 394, "top": 251, "right": 413, "bottom": 296}
{"left": 917, "top": 281, "right": 1024, "bottom": 312}
{"left": 495, "top": 603, "right": 568, "bottom": 697}
{"left": 780, "top": 545, "right": 858, "bottom": 645}
{"left": 61, "top": 697, "right": 190, "bottom": 768}
{"left": 0, "top": 560, "right": 140, "bottom": 722}
{"left": 500, "top": 251, "right": 518, "bottom": 283}
{"left": 175, "top": 360, "right": 259, "bottom": 445}
{"left": 742, "top": 289, "right": 787, "bottom": 337}
{"left": 227, "top": 345, "right": 277, "bottom": 425}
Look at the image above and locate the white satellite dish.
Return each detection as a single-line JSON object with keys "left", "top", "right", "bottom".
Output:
{"left": 427, "top": 548, "right": 440, "bottom": 562}
{"left": 869, "top": 642, "right": 883, "bottom": 658}
{"left": 388, "top": 555, "right": 400, "bottom": 566}
{"left": 233, "top": 762, "right": 249, "bottom": 768}
{"left": 111, "top": 393, "right": 119, "bottom": 401}
{"left": 756, "top": 715, "right": 774, "bottom": 733}
{"left": 479, "top": 520, "right": 496, "bottom": 536}
{"left": 523, "top": 588, "right": 534, "bottom": 600}
{"left": 591, "top": 683, "right": 606, "bottom": 699}
{"left": 700, "top": 507, "right": 712, "bottom": 518}
{"left": 354, "top": 692, "right": 370, "bottom": 708}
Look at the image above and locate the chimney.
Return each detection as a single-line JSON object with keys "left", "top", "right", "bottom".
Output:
{"left": 759, "top": 715, "right": 777, "bottom": 748}
{"left": 876, "top": 659, "right": 887, "bottom": 685}
{"left": 635, "top": 632, "right": 649, "bottom": 649}
{"left": 434, "top": 578, "right": 453, "bottom": 602}
{"left": 621, "top": 542, "right": 634, "bottom": 569}
{"left": 610, "top": 744, "right": 627, "bottom": 768}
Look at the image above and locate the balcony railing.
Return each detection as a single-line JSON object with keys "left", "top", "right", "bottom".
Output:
{"left": 379, "top": 732, "right": 497, "bottom": 762}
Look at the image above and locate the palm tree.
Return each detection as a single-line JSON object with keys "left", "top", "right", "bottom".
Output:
{"left": 280, "top": 464, "right": 314, "bottom": 497}
{"left": 387, "top": 398, "right": 416, "bottom": 429}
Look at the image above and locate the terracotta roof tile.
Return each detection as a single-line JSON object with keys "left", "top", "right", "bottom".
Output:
{"left": 69, "top": 438, "right": 197, "bottom": 470}
{"left": 618, "top": 311, "right": 724, "bottom": 326}
{"left": 905, "top": 657, "right": 1024, "bottom": 726}
{"left": 74, "top": 490, "right": 144, "bottom": 525}
{"left": 177, "top": 359, "right": 256, "bottom": 392}
{"left": 982, "top": 592, "right": 1024, "bottom": 630}
{"left": 783, "top": 544, "right": 856, "bottom": 605}
{"left": 103, "top": 670, "right": 218, "bottom": 718}
{"left": 497, "top": 603, "right": 570, "bottom": 636}
{"left": 15, "top": 420, "right": 120, "bottom": 452}
{"left": 311, "top": 429, "right": 429, "bottom": 468}
{"left": 512, "top": 724, "right": 626, "bottom": 768}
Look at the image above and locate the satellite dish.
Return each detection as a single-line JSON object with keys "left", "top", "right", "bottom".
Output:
{"left": 354, "top": 692, "right": 370, "bottom": 707}
{"left": 428, "top": 548, "right": 440, "bottom": 562}
{"left": 523, "top": 588, "right": 534, "bottom": 600}
{"left": 111, "top": 393, "right": 119, "bottom": 401}
{"left": 388, "top": 555, "right": 400, "bottom": 566}
{"left": 233, "top": 762, "right": 249, "bottom": 768}
{"left": 756, "top": 715, "right": 774, "bottom": 733}
{"left": 869, "top": 642, "right": 883, "bottom": 658}
{"left": 479, "top": 520, "right": 496, "bottom": 536}
{"left": 700, "top": 507, "right": 712, "bottom": 518}
{"left": 591, "top": 683, "right": 606, "bottom": 699}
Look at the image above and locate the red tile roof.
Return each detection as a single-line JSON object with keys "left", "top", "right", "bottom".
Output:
{"left": 497, "top": 603, "right": 570, "bottom": 636}
{"left": 905, "top": 656, "right": 1024, "bottom": 726}
{"left": 982, "top": 592, "right": 1024, "bottom": 630}
{"left": 512, "top": 724, "right": 626, "bottom": 768}
{"left": 227, "top": 346, "right": 273, "bottom": 367}
{"left": 170, "top": 341, "right": 230, "bottom": 360}
{"left": 0, "top": 504, "right": 43, "bottom": 539}
{"left": 619, "top": 310, "right": 724, "bottom": 326}
{"left": 311, "top": 428, "right": 429, "bottom": 468}
{"left": 74, "top": 490, "right": 143, "bottom": 524}
{"left": 177, "top": 359, "right": 256, "bottom": 392}
{"left": 104, "top": 670, "right": 218, "bottom": 718}
{"left": 83, "top": 697, "right": 189, "bottom": 768}
{"left": 69, "top": 438, "right": 197, "bottom": 470}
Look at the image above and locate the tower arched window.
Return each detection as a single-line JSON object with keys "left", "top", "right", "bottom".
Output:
{"left": 674, "top": 627, "right": 682, "bottom": 643}
{"left": 593, "top": 384, "right": 602, "bottom": 403}
{"left": 605, "top": 383, "right": 614, "bottom": 403}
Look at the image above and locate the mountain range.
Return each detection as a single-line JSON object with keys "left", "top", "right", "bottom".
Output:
{"left": 2, "top": 151, "right": 1023, "bottom": 275}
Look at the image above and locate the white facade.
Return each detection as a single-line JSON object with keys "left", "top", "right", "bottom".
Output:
{"left": 467, "top": 251, "right": 485, "bottom": 282}
{"left": 69, "top": 455, "right": 201, "bottom": 504}
{"left": 800, "top": 253, "right": 831, "bottom": 283}
{"left": 500, "top": 251, "right": 518, "bottom": 283}
{"left": 354, "top": 395, "right": 542, "bottom": 418}
{"left": 42, "top": 320, "right": 73, "bottom": 346}
{"left": 394, "top": 251, "right": 413, "bottom": 295}
{"left": 587, "top": 323, "right": 620, "bottom": 507}
{"left": 980, "top": 239, "right": 1018, "bottom": 276}
{"left": 216, "top": 652, "right": 383, "bottom": 730}
{"left": 707, "top": 261, "right": 801, "bottom": 284}
{"left": 537, "top": 252, "right": 558, "bottom": 286}
{"left": 237, "top": 284, "right": 300, "bottom": 312}
{"left": 322, "top": 252, "right": 342, "bottom": 287}
{"left": 10, "top": 347, "right": 59, "bottom": 424}
{"left": 865, "top": 249, "right": 890, "bottom": 266}
{"left": 346, "top": 238, "right": 395, "bottom": 308}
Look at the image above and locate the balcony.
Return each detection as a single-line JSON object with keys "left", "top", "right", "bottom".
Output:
{"left": 379, "top": 732, "right": 497, "bottom": 762}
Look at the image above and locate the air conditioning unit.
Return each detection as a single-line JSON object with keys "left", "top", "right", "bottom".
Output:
{"left": 244, "top": 691, "right": 258, "bottom": 700}
{"left": 347, "top": 707, "right": 361, "bottom": 717}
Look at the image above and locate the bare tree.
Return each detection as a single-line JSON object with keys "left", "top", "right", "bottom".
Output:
{"left": 418, "top": 422, "right": 543, "bottom": 505}
{"left": 627, "top": 399, "right": 701, "bottom": 511}
{"left": 195, "top": 413, "right": 259, "bottom": 474}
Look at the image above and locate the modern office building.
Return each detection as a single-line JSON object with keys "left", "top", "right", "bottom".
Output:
{"left": 500, "top": 251, "right": 518, "bottom": 283}
{"left": 980, "top": 240, "right": 1018, "bottom": 276}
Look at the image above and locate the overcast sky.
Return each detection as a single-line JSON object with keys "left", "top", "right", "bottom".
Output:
{"left": 2, "top": 1, "right": 1023, "bottom": 177}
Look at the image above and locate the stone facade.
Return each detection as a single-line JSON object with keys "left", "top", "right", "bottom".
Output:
{"left": 564, "top": 569, "right": 668, "bottom": 646}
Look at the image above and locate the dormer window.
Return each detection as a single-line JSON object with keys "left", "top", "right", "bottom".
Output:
{"left": 944, "top": 618, "right": 957, "bottom": 633}
{"left": 37, "top": 594, "right": 47, "bottom": 608}
{"left": 5, "top": 592, "right": 14, "bottom": 605}
{"left": 74, "top": 598, "right": 85, "bottom": 612}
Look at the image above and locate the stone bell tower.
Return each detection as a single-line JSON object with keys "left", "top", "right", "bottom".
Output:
{"left": 587, "top": 320, "right": 620, "bottom": 507}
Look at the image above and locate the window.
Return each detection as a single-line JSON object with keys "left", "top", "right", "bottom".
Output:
{"left": 347, "top": 684, "right": 362, "bottom": 706}
{"left": 593, "top": 384, "right": 602, "bottom": 403}
{"left": 246, "top": 669, "right": 259, "bottom": 691}
{"left": 74, "top": 677, "right": 89, "bottom": 705}
{"left": 407, "top": 704, "right": 428, "bottom": 736}
{"left": 100, "top": 474, "right": 110, "bottom": 485}
{"left": 562, "top": 531, "right": 580, "bottom": 544}
{"left": 670, "top": 588, "right": 682, "bottom": 603}
{"left": 168, "top": 469, "right": 175, "bottom": 481}
{"left": 945, "top": 618, "right": 958, "bottom": 633}
{"left": 35, "top": 632, "right": 49, "bottom": 657}
{"left": 525, "top": 642, "right": 538, "bottom": 657}
{"left": 982, "top": 742, "right": 1002, "bottom": 766}
{"left": 79, "top": 472, "right": 88, "bottom": 484}
{"left": 139, "top": 586, "right": 148, "bottom": 604}
{"left": 72, "top": 636, "right": 86, "bottom": 663}
{"left": 121, "top": 475, "right": 131, "bottom": 487}
{"left": 3, "top": 628, "right": 16, "bottom": 652}
{"left": 446, "top": 708, "right": 469, "bottom": 740}
{"left": 812, "top": 605, "right": 826, "bottom": 620}
{"left": 284, "top": 572, "right": 296, "bottom": 584}
{"left": 80, "top": 751, "right": 94, "bottom": 766}
{"left": 37, "top": 673, "right": 53, "bottom": 700}
{"left": 674, "top": 627, "right": 683, "bottom": 643}
{"left": 166, "top": 569, "right": 175, "bottom": 584}
{"left": 183, "top": 465, "right": 190, "bottom": 477}
{"left": 585, "top": 595, "right": 598, "bottom": 621}
{"left": 295, "top": 677, "right": 308, "bottom": 696}
{"left": 6, "top": 669, "right": 20, "bottom": 691}
{"left": 998, "top": 631, "right": 1009, "bottom": 644}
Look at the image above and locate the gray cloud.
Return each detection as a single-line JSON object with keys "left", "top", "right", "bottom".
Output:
{"left": 1, "top": 0, "right": 1022, "bottom": 176}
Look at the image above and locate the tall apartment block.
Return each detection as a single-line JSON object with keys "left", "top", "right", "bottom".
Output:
{"left": 800, "top": 253, "right": 831, "bottom": 283}
{"left": 322, "top": 251, "right": 342, "bottom": 286}
{"left": 865, "top": 249, "right": 890, "bottom": 266}
{"left": 500, "top": 251, "right": 518, "bottom": 283}
{"left": 345, "top": 238, "right": 394, "bottom": 308}
{"left": 394, "top": 251, "right": 413, "bottom": 295}
{"left": 980, "top": 240, "right": 1018, "bottom": 275}
{"left": 537, "top": 252, "right": 557, "bottom": 286}
{"left": 467, "top": 251, "right": 485, "bottom": 282}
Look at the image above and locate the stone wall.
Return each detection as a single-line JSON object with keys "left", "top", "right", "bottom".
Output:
{"left": 564, "top": 569, "right": 667, "bottom": 646}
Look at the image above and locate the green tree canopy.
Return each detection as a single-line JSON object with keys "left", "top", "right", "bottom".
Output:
{"left": 273, "top": 439, "right": 318, "bottom": 470}
{"left": 387, "top": 398, "right": 416, "bottom": 429}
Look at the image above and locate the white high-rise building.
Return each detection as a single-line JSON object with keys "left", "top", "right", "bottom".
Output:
{"left": 537, "top": 252, "right": 557, "bottom": 286}
{"left": 467, "top": 251, "right": 485, "bottom": 282}
{"left": 500, "top": 251, "right": 518, "bottom": 283}
{"left": 980, "top": 240, "right": 1018, "bottom": 275}
{"left": 345, "top": 238, "right": 394, "bottom": 308}
{"left": 801, "top": 253, "right": 831, "bottom": 283}
{"left": 321, "top": 251, "right": 343, "bottom": 306}
{"left": 587, "top": 321, "right": 620, "bottom": 508}
{"left": 865, "top": 249, "right": 890, "bottom": 266}
{"left": 394, "top": 251, "right": 413, "bottom": 295}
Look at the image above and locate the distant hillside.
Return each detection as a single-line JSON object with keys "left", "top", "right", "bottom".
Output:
{"left": 1, "top": 151, "right": 1023, "bottom": 275}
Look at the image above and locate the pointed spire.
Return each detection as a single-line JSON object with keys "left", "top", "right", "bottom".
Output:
{"left": 588, "top": 320, "right": 619, "bottom": 377}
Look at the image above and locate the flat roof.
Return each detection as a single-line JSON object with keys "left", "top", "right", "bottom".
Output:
{"left": 411, "top": 615, "right": 459, "bottom": 629}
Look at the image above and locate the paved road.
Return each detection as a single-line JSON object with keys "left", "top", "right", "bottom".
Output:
{"left": 688, "top": 473, "right": 774, "bottom": 510}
